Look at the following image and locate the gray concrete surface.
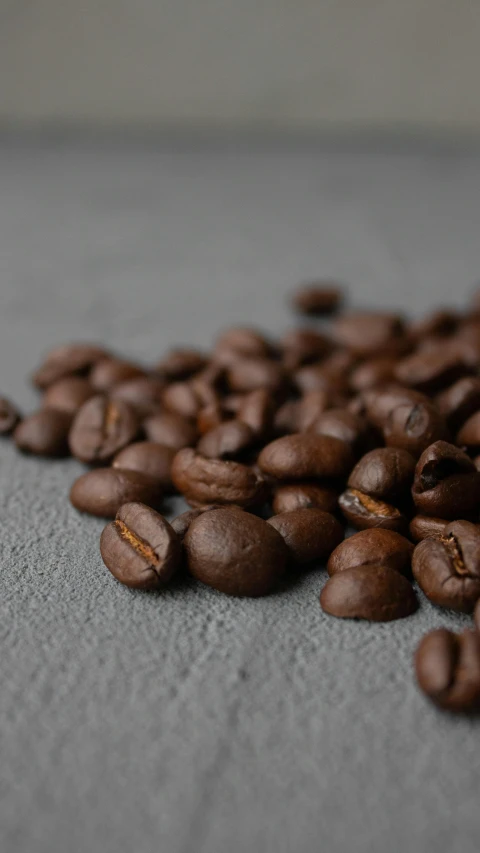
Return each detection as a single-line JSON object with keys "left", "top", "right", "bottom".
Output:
{"left": 1, "top": 134, "right": 479, "bottom": 853}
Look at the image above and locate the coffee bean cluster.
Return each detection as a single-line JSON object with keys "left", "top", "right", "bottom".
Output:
{"left": 5, "top": 280, "right": 480, "bottom": 713}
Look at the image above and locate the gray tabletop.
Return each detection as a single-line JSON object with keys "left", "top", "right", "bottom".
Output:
{"left": 1, "top": 134, "right": 479, "bottom": 853}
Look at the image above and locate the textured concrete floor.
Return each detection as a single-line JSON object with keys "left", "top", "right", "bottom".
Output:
{"left": 0, "top": 135, "right": 479, "bottom": 853}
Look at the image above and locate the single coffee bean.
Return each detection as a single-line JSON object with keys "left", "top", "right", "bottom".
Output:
{"left": 338, "top": 488, "right": 407, "bottom": 534}
{"left": 42, "top": 377, "right": 95, "bottom": 414}
{"left": 155, "top": 348, "right": 207, "bottom": 380}
{"left": 291, "top": 281, "right": 343, "bottom": 316}
{"left": 412, "top": 440, "right": 480, "bottom": 519}
{"left": 383, "top": 400, "right": 449, "bottom": 458}
{"left": 327, "top": 528, "right": 413, "bottom": 577}
{"left": 172, "top": 504, "right": 245, "bottom": 541}
{"left": 100, "top": 502, "right": 181, "bottom": 589}
{"left": 213, "top": 327, "right": 273, "bottom": 362}
{"left": 347, "top": 447, "right": 416, "bottom": 503}
{"left": 258, "top": 434, "right": 354, "bottom": 481}
{"left": 70, "top": 468, "right": 162, "bottom": 517}
{"left": 112, "top": 441, "right": 176, "bottom": 489}
{"left": 267, "top": 508, "right": 343, "bottom": 565}
{"left": 331, "top": 312, "right": 408, "bottom": 357}
{"left": 409, "top": 515, "right": 447, "bottom": 543}
{"left": 184, "top": 507, "right": 288, "bottom": 596}
{"left": 110, "top": 376, "right": 166, "bottom": 416}
{"left": 32, "top": 343, "right": 108, "bottom": 389}
{"left": 236, "top": 389, "right": 276, "bottom": 438}
{"left": 272, "top": 483, "right": 339, "bottom": 514}
{"left": 307, "top": 408, "right": 373, "bottom": 457}
{"left": 171, "top": 448, "right": 266, "bottom": 508}
{"left": 280, "top": 328, "right": 332, "bottom": 369}
{"left": 226, "top": 357, "right": 287, "bottom": 397}
{"left": 435, "top": 376, "right": 480, "bottom": 432}
{"left": 412, "top": 520, "right": 480, "bottom": 612}
{"left": 349, "top": 357, "right": 398, "bottom": 393}
{"left": 196, "top": 420, "right": 255, "bottom": 460}
{"left": 394, "top": 348, "right": 469, "bottom": 394}
{"left": 14, "top": 409, "right": 72, "bottom": 457}
{"left": 69, "top": 396, "right": 138, "bottom": 464}
{"left": 0, "top": 397, "right": 21, "bottom": 435}
{"left": 409, "top": 309, "right": 458, "bottom": 341}
{"left": 320, "top": 564, "right": 417, "bottom": 621}
{"left": 456, "top": 410, "right": 480, "bottom": 451}
{"left": 90, "top": 358, "right": 146, "bottom": 392}
{"left": 143, "top": 411, "right": 197, "bottom": 449}
{"left": 415, "top": 629, "right": 480, "bottom": 712}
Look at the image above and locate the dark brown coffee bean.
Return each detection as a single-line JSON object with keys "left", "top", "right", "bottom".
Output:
{"left": 281, "top": 328, "right": 332, "bottom": 369}
{"left": 273, "top": 400, "right": 300, "bottom": 435}
{"left": 70, "top": 468, "right": 162, "bottom": 517}
{"left": 32, "top": 343, "right": 108, "bottom": 389}
{"left": 258, "top": 434, "right": 354, "bottom": 481}
{"left": 161, "top": 381, "right": 206, "bottom": 419}
{"left": 236, "top": 389, "right": 275, "bottom": 438}
{"left": 409, "top": 309, "right": 458, "bottom": 341}
{"left": 296, "top": 390, "right": 337, "bottom": 432}
{"left": 349, "top": 357, "right": 398, "bottom": 393}
{"left": 197, "top": 420, "right": 255, "bottom": 460}
{"left": 327, "top": 529, "right": 413, "bottom": 577}
{"left": 184, "top": 507, "right": 287, "bottom": 596}
{"left": 171, "top": 504, "right": 245, "bottom": 541}
{"left": 456, "top": 411, "right": 480, "bottom": 450}
{"left": 42, "top": 377, "right": 94, "bottom": 414}
{"left": 409, "top": 515, "right": 447, "bottom": 543}
{"left": 383, "top": 400, "right": 449, "bottom": 458}
{"left": 362, "top": 385, "right": 427, "bottom": 430}
{"left": 143, "top": 411, "right": 197, "bottom": 449}
{"left": 69, "top": 396, "right": 138, "bottom": 464}
{"left": 197, "top": 401, "right": 227, "bottom": 435}
{"left": 171, "top": 448, "right": 266, "bottom": 508}
{"left": 213, "top": 327, "right": 273, "bottom": 362}
{"left": 90, "top": 358, "right": 146, "bottom": 392}
{"left": 415, "top": 629, "right": 480, "bottom": 712}
{"left": 332, "top": 312, "right": 408, "bottom": 357}
{"left": 435, "top": 377, "right": 480, "bottom": 432}
{"left": 267, "top": 508, "right": 343, "bottom": 565}
{"left": 338, "top": 488, "right": 407, "bottom": 534}
{"left": 307, "top": 408, "right": 373, "bottom": 457}
{"left": 14, "top": 409, "right": 72, "bottom": 457}
{"left": 291, "top": 281, "right": 343, "bottom": 316}
{"left": 0, "top": 397, "right": 21, "bottom": 435}
{"left": 412, "top": 440, "right": 480, "bottom": 519}
{"left": 347, "top": 447, "right": 416, "bottom": 503}
{"left": 155, "top": 348, "right": 207, "bottom": 380}
{"left": 272, "top": 483, "right": 339, "bottom": 514}
{"left": 394, "top": 347, "right": 470, "bottom": 394}
{"left": 226, "top": 358, "right": 286, "bottom": 396}
{"left": 100, "top": 502, "right": 180, "bottom": 589}
{"left": 320, "top": 564, "right": 417, "bottom": 621}
{"left": 110, "top": 377, "right": 166, "bottom": 416}
{"left": 294, "top": 363, "right": 350, "bottom": 396}
{"left": 112, "top": 442, "right": 176, "bottom": 489}
{"left": 412, "top": 520, "right": 480, "bottom": 612}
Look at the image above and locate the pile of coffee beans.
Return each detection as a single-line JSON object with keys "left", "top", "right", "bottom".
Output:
{"left": 5, "top": 279, "right": 480, "bottom": 713}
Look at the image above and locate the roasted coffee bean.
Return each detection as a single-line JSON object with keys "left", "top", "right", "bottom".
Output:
{"left": 143, "top": 411, "right": 197, "bottom": 449}
{"left": 14, "top": 409, "right": 72, "bottom": 457}
{"left": 171, "top": 448, "right": 266, "bottom": 508}
{"left": 100, "top": 502, "right": 181, "bottom": 589}
{"left": 227, "top": 357, "right": 286, "bottom": 397}
{"left": 155, "top": 348, "right": 207, "bottom": 380}
{"left": 161, "top": 381, "right": 206, "bottom": 419}
{"left": 409, "top": 309, "right": 458, "bottom": 341}
{"left": 347, "top": 447, "right": 416, "bottom": 503}
{"left": 90, "top": 358, "right": 146, "bottom": 392}
{"left": 435, "top": 376, "right": 480, "bottom": 432}
{"left": 258, "top": 434, "right": 354, "bottom": 481}
{"left": 273, "top": 400, "right": 300, "bottom": 435}
{"left": 338, "top": 488, "right": 407, "bottom": 534}
{"left": 184, "top": 507, "right": 287, "bottom": 596}
{"left": 456, "top": 411, "right": 480, "bottom": 450}
{"left": 362, "top": 385, "right": 427, "bottom": 430}
{"left": 412, "top": 520, "right": 480, "bottom": 612}
{"left": 327, "top": 529, "right": 413, "bottom": 577}
{"left": 42, "top": 377, "right": 94, "bottom": 414}
{"left": 197, "top": 401, "right": 227, "bottom": 435}
{"left": 267, "top": 508, "right": 343, "bottom": 565}
{"left": 213, "top": 327, "right": 273, "bottom": 363}
{"left": 383, "top": 400, "right": 449, "bottom": 458}
{"left": 291, "top": 282, "right": 343, "bottom": 316}
{"left": 197, "top": 420, "right": 255, "bottom": 460}
{"left": 294, "top": 363, "right": 349, "bottom": 396}
{"left": 171, "top": 505, "right": 244, "bottom": 541}
{"left": 110, "top": 376, "right": 166, "bottom": 416}
{"left": 70, "top": 468, "right": 162, "bottom": 518}
{"left": 308, "top": 408, "right": 373, "bottom": 457}
{"left": 394, "top": 347, "right": 469, "bottom": 394}
{"left": 236, "top": 389, "right": 275, "bottom": 438}
{"left": 0, "top": 397, "right": 21, "bottom": 435}
{"left": 412, "top": 441, "right": 480, "bottom": 519}
{"left": 32, "top": 343, "right": 108, "bottom": 389}
{"left": 280, "top": 328, "right": 332, "bottom": 369}
{"left": 222, "top": 394, "right": 244, "bottom": 415}
{"left": 415, "top": 629, "right": 480, "bottom": 712}
{"left": 112, "top": 442, "right": 176, "bottom": 489}
{"left": 409, "top": 515, "right": 447, "bottom": 543}
{"left": 296, "top": 390, "right": 336, "bottom": 432}
{"left": 332, "top": 312, "right": 408, "bottom": 357}
{"left": 69, "top": 396, "right": 138, "bottom": 464}
{"left": 320, "top": 564, "right": 417, "bottom": 621}
{"left": 272, "top": 483, "right": 339, "bottom": 514}
{"left": 349, "top": 357, "right": 398, "bottom": 393}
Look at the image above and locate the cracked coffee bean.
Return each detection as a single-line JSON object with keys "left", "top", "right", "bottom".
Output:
{"left": 412, "top": 520, "right": 480, "bottom": 612}
{"left": 70, "top": 468, "right": 162, "bottom": 518}
{"left": 171, "top": 447, "right": 266, "bottom": 508}
{"left": 338, "top": 488, "right": 407, "bottom": 534}
{"left": 320, "top": 564, "right": 418, "bottom": 621}
{"left": 267, "top": 508, "right": 343, "bottom": 566}
{"left": 347, "top": 447, "right": 416, "bottom": 504}
{"left": 415, "top": 629, "right": 480, "bottom": 712}
{"left": 0, "top": 397, "right": 21, "bottom": 435}
{"left": 412, "top": 440, "right": 480, "bottom": 519}
{"left": 327, "top": 529, "right": 413, "bottom": 577}
{"left": 69, "top": 395, "right": 138, "bottom": 464}
{"left": 14, "top": 409, "right": 72, "bottom": 457}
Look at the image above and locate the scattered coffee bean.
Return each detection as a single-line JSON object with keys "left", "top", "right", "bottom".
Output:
{"left": 412, "top": 520, "right": 480, "bottom": 612}
{"left": 409, "top": 515, "right": 447, "bottom": 543}
{"left": 327, "top": 529, "right": 413, "bottom": 577}
{"left": 32, "top": 343, "right": 108, "bottom": 389}
{"left": 14, "top": 409, "right": 72, "bottom": 457}
{"left": 272, "top": 483, "right": 339, "bottom": 514}
{"left": 435, "top": 376, "right": 480, "bottom": 432}
{"left": 0, "top": 397, "right": 21, "bottom": 435}
{"left": 338, "top": 488, "right": 407, "bottom": 534}
{"left": 69, "top": 396, "right": 138, "bottom": 464}
{"left": 412, "top": 440, "right": 480, "bottom": 519}
{"left": 291, "top": 281, "right": 343, "bottom": 316}
{"left": 70, "top": 468, "right": 162, "bottom": 518}
{"left": 171, "top": 447, "right": 266, "bottom": 508}
{"left": 143, "top": 411, "right": 197, "bottom": 449}
{"left": 267, "top": 508, "right": 343, "bottom": 565}
{"left": 42, "top": 376, "right": 95, "bottom": 414}
{"left": 112, "top": 441, "right": 176, "bottom": 489}
{"left": 258, "top": 433, "right": 354, "bottom": 481}
{"left": 196, "top": 420, "right": 255, "bottom": 459}
{"left": 383, "top": 400, "right": 449, "bottom": 458}
{"left": 415, "top": 629, "right": 480, "bottom": 712}
{"left": 320, "top": 564, "right": 417, "bottom": 621}
{"left": 347, "top": 447, "right": 416, "bottom": 503}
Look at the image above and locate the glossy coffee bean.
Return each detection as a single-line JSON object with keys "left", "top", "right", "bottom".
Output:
{"left": 331, "top": 312, "right": 407, "bottom": 357}
{"left": 110, "top": 376, "right": 166, "bottom": 416}
{"left": 320, "top": 564, "right": 417, "bottom": 621}
{"left": 412, "top": 520, "right": 480, "bottom": 612}
{"left": 327, "top": 529, "right": 413, "bottom": 577}
{"left": 171, "top": 505, "right": 244, "bottom": 541}
{"left": 236, "top": 389, "right": 275, "bottom": 438}
{"left": 409, "top": 515, "right": 447, "bottom": 543}
{"left": 435, "top": 376, "right": 480, "bottom": 432}
{"left": 412, "top": 440, "right": 480, "bottom": 519}
{"left": 14, "top": 409, "right": 72, "bottom": 457}
{"left": 394, "top": 348, "right": 469, "bottom": 394}
{"left": 308, "top": 408, "right": 373, "bottom": 457}
{"left": 90, "top": 358, "right": 146, "bottom": 392}
{"left": 196, "top": 420, "right": 255, "bottom": 460}
{"left": 383, "top": 400, "right": 449, "bottom": 458}
{"left": 32, "top": 343, "right": 108, "bottom": 389}
{"left": 281, "top": 328, "right": 332, "bottom": 369}
{"left": 70, "top": 468, "right": 162, "bottom": 518}
{"left": 456, "top": 410, "right": 480, "bottom": 451}
{"left": 184, "top": 507, "right": 288, "bottom": 596}
{"left": 415, "top": 629, "right": 480, "bottom": 712}
{"left": 258, "top": 434, "right": 354, "bottom": 481}
{"left": 143, "top": 411, "right": 197, "bottom": 450}
{"left": 171, "top": 448, "right": 266, "bottom": 508}
{"left": 0, "top": 397, "right": 21, "bottom": 435}
{"left": 42, "top": 377, "right": 94, "bottom": 414}
{"left": 291, "top": 281, "right": 343, "bottom": 316}
{"left": 156, "top": 348, "right": 207, "bottom": 380}
{"left": 112, "top": 441, "right": 176, "bottom": 490}
{"left": 267, "top": 508, "right": 343, "bottom": 565}
{"left": 338, "top": 488, "right": 407, "bottom": 534}
{"left": 349, "top": 357, "right": 398, "bottom": 393}
{"left": 100, "top": 502, "right": 181, "bottom": 590}
{"left": 69, "top": 396, "right": 138, "bottom": 464}
{"left": 272, "top": 483, "right": 339, "bottom": 514}
{"left": 347, "top": 447, "right": 416, "bottom": 503}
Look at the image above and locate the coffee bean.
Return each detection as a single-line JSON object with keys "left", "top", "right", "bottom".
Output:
{"left": 161, "top": 381, "right": 206, "bottom": 419}
{"left": 349, "top": 357, "right": 398, "bottom": 393}
{"left": 307, "top": 408, "right": 373, "bottom": 457}
{"left": 332, "top": 312, "right": 408, "bottom": 357}
{"left": 42, "top": 377, "right": 94, "bottom": 414}
{"left": 197, "top": 402, "right": 226, "bottom": 435}
{"left": 155, "top": 348, "right": 207, "bottom": 380}
{"left": 14, "top": 409, "right": 72, "bottom": 456}
{"left": 412, "top": 440, "right": 480, "bottom": 519}
{"left": 32, "top": 343, "right": 108, "bottom": 389}
{"left": 100, "top": 502, "right": 181, "bottom": 589}
{"left": 296, "top": 390, "right": 337, "bottom": 432}
{"left": 409, "top": 515, "right": 447, "bottom": 543}
{"left": 171, "top": 504, "right": 244, "bottom": 541}
{"left": 267, "top": 508, "right": 343, "bottom": 565}
{"left": 70, "top": 468, "right": 162, "bottom": 517}
{"left": 362, "top": 385, "right": 427, "bottom": 430}
{"left": 383, "top": 400, "right": 449, "bottom": 458}
{"left": 412, "top": 520, "right": 480, "bottom": 612}
{"left": 213, "top": 327, "right": 273, "bottom": 362}
{"left": 415, "top": 629, "right": 480, "bottom": 712}
{"left": 409, "top": 309, "right": 458, "bottom": 341}
{"left": 320, "top": 564, "right": 417, "bottom": 621}
{"left": 196, "top": 420, "right": 255, "bottom": 460}
{"left": 338, "top": 488, "right": 407, "bottom": 533}
{"left": 273, "top": 400, "right": 300, "bottom": 435}
{"left": 112, "top": 441, "right": 176, "bottom": 489}
{"left": 456, "top": 410, "right": 480, "bottom": 451}
{"left": 435, "top": 376, "right": 480, "bottom": 432}
{"left": 272, "top": 483, "right": 339, "bottom": 514}
{"left": 143, "top": 411, "right": 197, "bottom": 449}
{"left": 347, "top": 447, "right": 416, "bottom": 503}
{"left": 110, "top": 377, "right": 166, "bottom": 416}
{"left": 0, "top": 397, "right": 21, "bottom": 435}
{"left": 236, "top": 389, "right": 275, "bottom": 438}
{"left": 291, "top": 282, "right": 343, "bottom": 316}
{"left": 327, "top": 528, "right": 413, "bottom": 577}
{"left": 90, "top": 358, "right": 146, "bottom": 392}
{"left": 184, "top": 507, "right": 288, "bottom": 596}
{"left": 281, "top": 328, "right": 332, "bottom": 369}
{"left": 258, "top": 434, "right": 354, "bottom": 481}
{"left": 69, "top": 396, "right": 138, "bottom": 464}
{"left": 394, "top": 347, "right": 469, "bottom": 394}
{"left": 227, "top": 357, "right": 287, "bottom": 397}
{"left": 294, "top": 363, "right": 350, "bottom": 396}
{"left": 171, "top": 447, "right": 266, "bottom": 508}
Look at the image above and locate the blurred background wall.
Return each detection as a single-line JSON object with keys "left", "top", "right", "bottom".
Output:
{"left": 1, "top": 0, "right": 480, "bottom": 132}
